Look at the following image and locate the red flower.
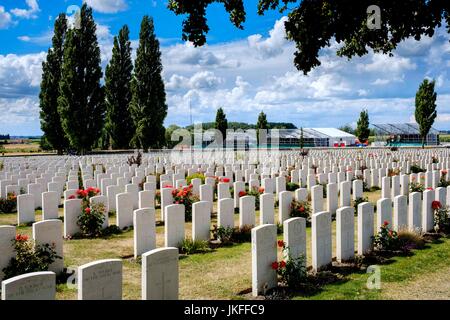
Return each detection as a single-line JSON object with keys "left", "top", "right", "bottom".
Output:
{"left": 277, "top": 240, "right": 285, "bottom": 248}
{"left": 432, "top": 200, "right": 441, "bottom": 210}
{"left": 271, "top": 262, "right": 279, "bottom": 270}
{"left": 85, "top": 207, "right": 91, "bottom": 214}
{"left": 383, "top": 220, "right": 389, "bottom": 226}
{"left": 15, "top": 234, "right": 28, "bottom": 242}
{"left": 238, "top": 191, "right": 247, "bottom": 197}
{"left": 442, "top": 170, "right": 448, "bottom": 175}
{"left": 164, "top": 185, "right": 173, "bottom": 189}
{"left": 279, "top": 261, "right": 286, "bottom": 268}
{"left": 76, "top": 189, "right": 83, "bottom": 195}
{"left": 68, "top": 195, "right": 76, "bottom": 200}
{"left": 299, "top": 206, "right": 305, "bottom": 212}
{"left": 222, "top": 178, "right": 230, "bottom": 183}
{"left": 258, "top": 187, "right": 265, "bottom": 194}
{"left": 95, "top": 188, "right": 100, "bottom": 194}
{"left": 427, "top": 187, "right": 433, "bottom": 191}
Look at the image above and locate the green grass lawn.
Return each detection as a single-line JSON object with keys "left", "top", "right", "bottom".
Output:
{"left": 1, "top": 189, "right": 450, "bottom": 300}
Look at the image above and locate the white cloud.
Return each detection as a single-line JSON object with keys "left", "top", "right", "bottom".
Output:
{"left": 357, "top": 54, "right": 416, "bottom": 74}
{"left": 0, "top": 52, "right": 46, "bottom": 98}
{"left": 247, "top": 16, "right": 288, "bottom": 59}
{"left": 11, "top": 0, "right": 40, "bottom": 19}
{"left": 0, "top": 97, "right": 40, "bottom": 135}
{"left": 18, "top": 31, "right": 53, "bottom": 45}
{"left": 0, "top": 6, "right": 13, "bottom": 29}
{"left": 167, "top": 71, "right": 224, "bottom": 91}
{"left": 84, "top": 0, "right": 128, "bottom": 14}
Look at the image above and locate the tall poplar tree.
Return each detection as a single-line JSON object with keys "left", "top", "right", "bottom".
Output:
{"left": 39, "top": 14, "right": 69, "bottom": 154}
{"left": 105, "top": 25, "right": 134, "bottom": 149}
{"left": 130, "top": 16, "right": 167, "bottom": 150}
{"left": 415, "top": 79, "right": 437, "bottom": 149}
{"left": 355, "top": 109, "right": 370, "bottom": 144}
{"left": 215, "top": 107, "right": 228, "bottom": 146}
{"left": 256, "top": 111, "right": 268, "bottom": 146}
{"left": 58, "top": 4, "right": 105, "bottom": 154}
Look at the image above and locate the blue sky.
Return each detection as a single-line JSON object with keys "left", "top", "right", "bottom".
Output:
{"left": 0, "top": 0, "right": 450, "bottom": 135}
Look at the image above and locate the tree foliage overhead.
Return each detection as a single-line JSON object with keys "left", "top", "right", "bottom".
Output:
{"left": 415, "top": 79, "right": 437, "bottom": 148}
{"left": 130, "top": 16, "right": 168, "bottom": 150}
{"left": 58, "top": 4, "right": 105, "bottom": 154}
{"left": 39, "top": 14, "right": 69, "bottom": 154}
{"left": 104, "top": 25, "right": 134, "bottom": 150}
{"left": 355, "top": 109, "right": 370, "bottom": 143}
{"left": 167, "top": 0, "right": 450, "bottom": 74}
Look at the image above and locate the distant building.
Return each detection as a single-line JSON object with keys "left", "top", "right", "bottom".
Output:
{"left": 201, "top": 128, "right": 356, "bottom": 149}
{"left": 372, "top": 123, "right": 440, "bottom": 146}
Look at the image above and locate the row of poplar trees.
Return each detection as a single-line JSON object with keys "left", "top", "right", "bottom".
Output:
{"left": 39, "top": 4, "right": 167, "bottom": 154}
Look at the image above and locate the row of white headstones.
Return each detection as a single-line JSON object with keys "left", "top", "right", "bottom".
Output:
{"left": 0, "top": 150, "right": 449, "bottom": 300}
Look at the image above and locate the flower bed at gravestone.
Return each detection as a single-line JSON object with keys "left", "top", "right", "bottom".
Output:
{"left": 0, "top": 192, "right": 17, "bottom": 214}
{"left": 186, "top": 173, "right": 205, "bottom": 185}
{"left": 172, "top": 184, "right": 199, "bottom": 222}
{"left": 353, "top": 196, "right": 369, "bottom": 213}
{"left": 289, "top": 200, "right": 311, "bottom": 224}
{"left": 238, "top": 187, "right": 264, "bottom": 210}
{"left": 2, "top": 234, "right": 61, "bottom": 280}
{"left": 409, "top": 179, "right": 425, "bottom": 192}
{"left": 438, "top": 170, "right": 450, "bottom": 188}
{"left": 69, "top": 187, "right": 122, "bottom": 238}
{"left": 211, "top": 224, "right": 253, "bottom": 246}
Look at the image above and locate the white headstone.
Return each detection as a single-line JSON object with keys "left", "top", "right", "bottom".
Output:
{"left": 283, "top": 217, "right": 306, "bottom": 264}
{"left": 357, "top": 202, "right": 374, "bottom": 255}
{"left": 17, "top": 194, "right": 35, "bottom": 225}
{"left": 42, "top": 191, "right": 59, "bottom": 220}
{"left": 312, "top": 211, "right": 332, "bottom": 271}
{"left": 116, "top": 192, "right": 133, "bottom": 229}
{"left": 192, "top": 201, "right": 211, "bottom": 241}
{"left": 0, "top": 226, "right": 15, "bottom": 281}
{"left": 133, "top": 208, "right": 156, "bottom": 258}
{"left": 142, "top": 247, "right": 179, "bottom": 300}
{"left": 251, "top": 224, "right": 277, "bottom": 296}
{"left": 78, "top": 259, "right": 122, "bottom": 300}
{"left": 32, "top": 220, "right": 63, "bottom": 273}
{"left": 165, "top": 204, "right": 185, "bottom": 247}
{"left": 239, "top": 195, "right": 255, "bottom": 228}
{"left": 260, "top": 193, "right": 275, "bottom": 225}
{"left": 336, "top": 206, "right": 354, "bottom": 262}
{"left": 1, "top": 271, "right": 56, "bottom": 300}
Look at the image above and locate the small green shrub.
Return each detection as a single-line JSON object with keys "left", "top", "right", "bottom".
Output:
{"left": 410, "top": 164, "right": 425, "bottom": 174}
{"left": 289, "top": 200, "right": 311, "bottom": 223}
{"left": 0, "top": 192, "right": 17, "bottom": 214}
{"left": 372, "top": 221, "right": 399, "bottom": 251}
{"left": 101, "top": 225, "right": 123, "bottom": 237}
{"left": 179, "top": 238, "right": 210, "bottom": 255}
{"left": 272, "top": 240, "right": 307, "bottom": 289}
{"left": 286, "top": 182, "right": 299, "bottom": 192}
{"left": 76, "top": 203, "right": 106, "bottom": 238}
{"left": 212, "top": 225, "right": 234, "bottom": 244}
{"left": 2, "top": 234, "right": 61, "bottom": 280}
{"left": 231, "top": 225, "right": 253, "bottom": 243}
{"left": 397, "top": 228, "right": 425, "bottom": 250}
{"left": 353, "top": 197, "right": 368, "bottom": 213}
{"left": 186, "top": 173, "right": 206, "bottom": 185}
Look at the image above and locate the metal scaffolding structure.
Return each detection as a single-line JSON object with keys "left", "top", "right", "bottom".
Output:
{"left": 372, "top": 123, "right": 440, "bottom": 146}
